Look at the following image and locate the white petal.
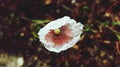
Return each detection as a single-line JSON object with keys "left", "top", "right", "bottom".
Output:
{"left": 38, "top": 16, "right": 84, "bottom": 53}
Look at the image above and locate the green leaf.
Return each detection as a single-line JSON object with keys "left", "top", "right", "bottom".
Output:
{"left": 32, "top": 32, "right": 38, "bottom": 38}
{"left": 112, "top": 22, "right": 120, "bottom": 26}
{"left": 116, "top": 34, "right": 120, "bottom": 40}
{"left": 101, "top": 22, "right": 109, "bottom": 26}
{"left": 84, "top": 24, "right": 93, "bottom": 32}
{"left": 32, "top": 19, "right": 50, "bottom": 24}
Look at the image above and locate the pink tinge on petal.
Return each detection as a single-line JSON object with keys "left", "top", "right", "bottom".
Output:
{"left": 45, "top": 24, "right": 72, "bottom": 46}
{"left": 61, "top": 24, "right": 72, "bottom": 36}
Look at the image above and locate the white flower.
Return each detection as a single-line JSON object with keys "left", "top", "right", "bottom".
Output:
{"left": 38, "top": 16, "right": 84, "bottom": 53}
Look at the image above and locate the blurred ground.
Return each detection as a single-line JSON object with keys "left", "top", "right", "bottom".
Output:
{"left": 0, "top": 0, "right": 120, "bottom": 67}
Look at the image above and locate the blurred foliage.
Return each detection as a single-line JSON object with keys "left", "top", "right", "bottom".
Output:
{"left": 32, "top": 19, "right": 50, "bottom": 25}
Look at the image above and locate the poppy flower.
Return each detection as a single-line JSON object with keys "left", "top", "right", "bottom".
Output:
{"left": 38, "top": 16, "right": 83, "bottom": 53}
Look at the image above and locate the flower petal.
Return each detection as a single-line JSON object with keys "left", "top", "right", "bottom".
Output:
{"left": 38, "top": 16, "right": 84, "bottom": 53}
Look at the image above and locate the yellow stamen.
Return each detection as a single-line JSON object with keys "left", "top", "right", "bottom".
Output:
{"left": 54, "top": 28, "right": 61, "bottom": 35}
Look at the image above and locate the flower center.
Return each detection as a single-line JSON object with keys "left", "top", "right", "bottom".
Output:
{"left": 54, "top": 28, "right": 61, "bottom": 35}
{"left": 45, "top": 24, "right": 72, "bottom": 46}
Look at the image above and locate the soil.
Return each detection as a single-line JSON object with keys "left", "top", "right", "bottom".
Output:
{"left": 0, "top": 0, "right": 120, "bottom": 67}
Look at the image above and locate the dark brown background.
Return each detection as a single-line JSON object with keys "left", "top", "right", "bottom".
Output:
{"left": 0, "top": 0, "right": 120, "bottom": 67}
